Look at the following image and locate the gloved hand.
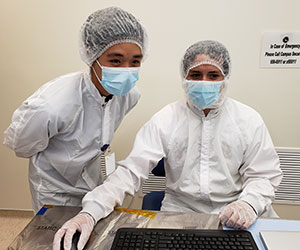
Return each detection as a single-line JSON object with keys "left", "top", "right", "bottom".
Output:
{"left": 219, "top": 201, "right": 257, "bottom": 229}
{"left": 52, "top": 212, "right": 95, "bottom": 250}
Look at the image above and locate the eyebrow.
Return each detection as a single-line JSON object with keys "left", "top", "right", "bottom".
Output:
{"left": 106, "top": 53, "right": 124, "bottom": 58}
{"left": 106, "top": 53, "right": 143, "bottom": 59}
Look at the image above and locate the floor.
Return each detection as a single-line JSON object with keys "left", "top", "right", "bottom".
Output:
{"left": 0, "top": 210, "right": 34, "bottom": 249}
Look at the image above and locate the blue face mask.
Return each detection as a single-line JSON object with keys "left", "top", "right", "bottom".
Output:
{"left": 185, "top": 80, "right": 223, "bottom": 109}
{"left": 93, "top": 61, "right": 140, "bottom": 96}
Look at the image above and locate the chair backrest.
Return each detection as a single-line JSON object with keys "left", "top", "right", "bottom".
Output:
{"left": 142, "top": 159, "right": 166, "bottom": 211}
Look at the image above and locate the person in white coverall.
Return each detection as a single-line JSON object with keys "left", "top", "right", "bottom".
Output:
{"left": 53, "top": 40, "right": 282, "bottom": 250}
{"left": 3, "top": 7, "right": 148, "bottom": 214}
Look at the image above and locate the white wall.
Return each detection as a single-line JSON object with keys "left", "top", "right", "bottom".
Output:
{"left": 1, "top": 0, "right": 299, "bottom": 210}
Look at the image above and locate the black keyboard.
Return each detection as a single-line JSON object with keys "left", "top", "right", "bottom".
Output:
{"left": 110, "top": 227, "right": 259, "bottom": 250}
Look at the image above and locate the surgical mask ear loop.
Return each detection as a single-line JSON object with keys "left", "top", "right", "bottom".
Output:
{"left": 95, "top": 60, "right": 103, "bottom": 70}
{"left": 91, "top": 60, "right": 103, "bottom": 86}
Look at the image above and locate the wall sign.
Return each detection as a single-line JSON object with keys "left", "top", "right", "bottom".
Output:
{"left": 261, "top": 32, "right": 300, "bottom": 68}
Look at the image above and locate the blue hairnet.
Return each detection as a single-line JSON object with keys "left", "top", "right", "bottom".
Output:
{"left": 181, "top": 40, "right": 231, "bottom": 79}
{"left": 79, "top": 7, "right": 148, "bottom": 66}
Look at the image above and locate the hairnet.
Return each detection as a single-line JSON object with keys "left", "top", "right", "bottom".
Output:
{"left": 79, "top": 7, "right": 149, "bottom": 66}
{"left": 180, "top": 40, "right": 231, "bottom": 79}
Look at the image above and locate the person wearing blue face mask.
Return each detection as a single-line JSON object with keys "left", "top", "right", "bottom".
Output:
{"left": 4, "top": 6, "right": 148, "bottom": 218}
{"left": 54, "top": 40, "right": 282, "bottom": 250}
{"left": 93, "top": 59, "right": 140, "bottom": 96}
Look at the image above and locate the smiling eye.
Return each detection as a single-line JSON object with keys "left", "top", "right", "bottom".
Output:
{"left": 131, "top": 59, "right": 141, "bottom": 67}
{"left": 208, "top": 73, "right": 222, "bottom": 80}
{"left": 189, "top": 72, "right": 202, "bottom": 80}
{"left": 109, "top": 59, "right": 121, "bottom": 64}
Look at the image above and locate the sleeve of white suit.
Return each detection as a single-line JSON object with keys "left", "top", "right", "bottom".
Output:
{"left": 237, "top": 117, "right": 282, "bottom": 216}
{"left": 81, "top": 107, "right": 172, "bottom": 222}
{"left": 3, "top": 101, "right": 58, "bottom": 158}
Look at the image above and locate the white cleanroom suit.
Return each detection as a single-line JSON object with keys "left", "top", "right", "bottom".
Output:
{"left": 4, "top": 70, "right": 140, "bottom": 213}
{"left": 81, "top": 98, "right": 282, "bottom": 222}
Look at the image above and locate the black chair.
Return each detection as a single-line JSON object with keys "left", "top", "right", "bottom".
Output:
{"left": 142, "top": 159, "right": 165, "bottom": 211}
